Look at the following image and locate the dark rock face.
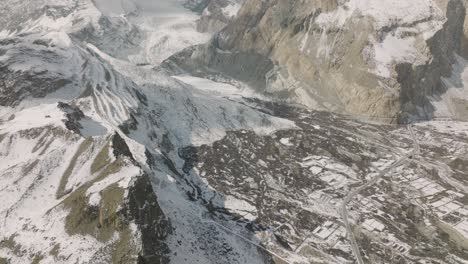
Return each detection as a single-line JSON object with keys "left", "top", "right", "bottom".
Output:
{"left": 0, "top": 34, "right": 81, "bottom": 107}
{"left": 128, "top": 174, "right": 171, "bottom": 264}
{"left": 58, "top": 102, "right": 85, "bottom": 134}
{"left": 119, "top": 114, "right": 139, "bottom": 135}
{"left": 396, "top": 0, "right": 467, "bottom": 121}
{"left": 178, "top": 145, "right": 200, "bottom": 174}
{"left": 112, "top": 132, "right": 136, "bottom": 162}
{"left": 0, "top": 63, "right": 72, "bottom": 107}
{"left": 110, "top": 135, "right": 171, "bottom": 263}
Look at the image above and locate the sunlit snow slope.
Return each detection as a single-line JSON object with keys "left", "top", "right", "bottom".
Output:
{"left": 0, "top": 1, "right": 294, "bottom": 263}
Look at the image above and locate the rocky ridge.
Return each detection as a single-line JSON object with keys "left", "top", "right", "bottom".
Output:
{"left": 162, "top": 0, "right": 468, "bottom": 122}
{"left": 0, "top": 1, "right": 292, "bottom": 263}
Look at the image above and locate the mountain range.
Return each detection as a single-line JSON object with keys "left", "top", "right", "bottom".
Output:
{"left": 1, "top": 1, "right": 468, "bottom": 263}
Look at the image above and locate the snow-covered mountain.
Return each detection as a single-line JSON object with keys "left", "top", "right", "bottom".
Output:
{"left": 1, "top": 1, "right": 468, "bottom": 264}
{"left": 0, "top": 1, "right": 292, "bottom": 263}
{"left": 163, "top": 0, "right": 468, "bottom": 122}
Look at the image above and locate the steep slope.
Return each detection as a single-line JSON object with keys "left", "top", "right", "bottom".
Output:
{"left": 162, "top": 0, "right": 468, "bottom": 122}
{"left": 0, "top": 32, "right": 171, "bottom": 263}
{"left": 0, "top": 5, "right": 294, "bottom": 263}
{"left": 2, "top": 1, "right": 468, "bottom": 264}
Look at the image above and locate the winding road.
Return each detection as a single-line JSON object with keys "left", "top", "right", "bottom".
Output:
{"left": 340, "top": 125, "right": 420, "bottom": 264}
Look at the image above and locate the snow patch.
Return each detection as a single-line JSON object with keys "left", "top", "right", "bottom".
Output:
{"left": 88, "top": 192, "right": 101, "bottom": 206}
{"left": 0, "top": 103, "right": 65, "bottom": 134}
{"left": 280, "top": 137, "right": 293, "bottom": 146}
{"left": 224, "top": 195, "right": 258, "bottom": 221}
{"left": 222, "top": 3, "right": 242, "bottom": 18}
{"left": 373, "top": 35, "right": 417, "bottom": 78}
{"left": 315, "top": 0, "right": 445, "bottom": 78}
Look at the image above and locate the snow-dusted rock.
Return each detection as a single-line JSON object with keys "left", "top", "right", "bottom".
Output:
{"left": 162, "top": 0, "right": 468, "bottom": 122}
{"left": 2, "top": 0, "right": 468, "bottom": 264}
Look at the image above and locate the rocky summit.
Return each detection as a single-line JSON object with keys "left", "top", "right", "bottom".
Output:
{"left": 1, "top": 1, "right": 468, "bottom": 264}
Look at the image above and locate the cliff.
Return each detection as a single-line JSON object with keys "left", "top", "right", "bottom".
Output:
{"left": 162, "top": 0, "right": 468, "bottom": 122}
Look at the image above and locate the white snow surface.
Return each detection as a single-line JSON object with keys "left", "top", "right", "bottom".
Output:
{"left": 173, "top": 75, "right": 260, "bottom": 99}
{"left": 222, "top": 2, "right": 242, "bottom": 18}
{"left": 373, "top": 35, "right": 418, "bottom": 78}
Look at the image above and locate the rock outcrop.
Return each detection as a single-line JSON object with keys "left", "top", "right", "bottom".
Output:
{"left": 196, "top": 0, "right": 244, "bottom": 33}
{"left": 0, "top": 2, "right": 293, "bottom": 263}
{"left": 163, "top": 0, "right": 468, "bottom": 122}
